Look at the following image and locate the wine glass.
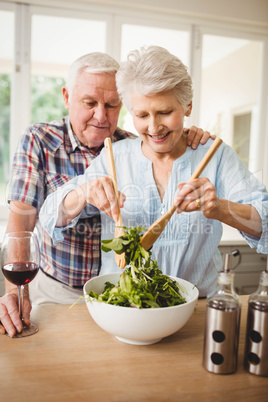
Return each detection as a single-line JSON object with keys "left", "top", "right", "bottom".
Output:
{"left": 1, "top": 231, "right": 40, "bottom": 338}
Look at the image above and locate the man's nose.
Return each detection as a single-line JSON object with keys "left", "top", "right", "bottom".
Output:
{"left": 94, "top": 105, "right": 107, "bottom": 123}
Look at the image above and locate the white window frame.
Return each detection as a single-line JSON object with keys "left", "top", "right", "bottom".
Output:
{"left": 0, "top": 1, "right": 16, "bottom": 222}
{"left": 0, "top": 2, "right": 113, "bottom": 221}
{"left": 113, "top": 13, "right": 193, "bottom": 133}
{"left": 12, "top": 4, "right": 114, "bottom": 157}
{"left": 113, "top": 13, "right": 192, "bottom": 64}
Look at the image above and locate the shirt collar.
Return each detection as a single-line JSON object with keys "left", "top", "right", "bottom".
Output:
{"left": 65, "top": 116, "right": 104, "bottom": 156}
{"left": 65, "top": 116, "right": 81, "bottom": 153}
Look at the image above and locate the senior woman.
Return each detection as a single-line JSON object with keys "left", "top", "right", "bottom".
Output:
{"left": 40, "top": 46, "right": 268, "bottom": 297}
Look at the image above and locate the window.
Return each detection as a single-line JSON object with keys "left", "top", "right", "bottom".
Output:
{"left": 119, "top": 21, "right": 190, "bottom": 133}
{"left": 31, "top": 13, "right": 106, "bottom": 122}
{"left": 0, "top": 8, "right": 14, "bottom": 207}
{"left": 0, "top": 1, "right": 267, "bottom": 226}
{"left": 121, "top": 24, "right": 189, "bottom": 64}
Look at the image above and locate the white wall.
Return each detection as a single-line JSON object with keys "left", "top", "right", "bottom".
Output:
{"left": 200, "top": 42, "right": 262, "bottom": 143}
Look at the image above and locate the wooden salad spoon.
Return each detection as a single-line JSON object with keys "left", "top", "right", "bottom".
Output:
{"left": 104, "top": 137, "right": 126, "bottom": 269}
{"left": 140, "top": 137, "right": 223, "bottom": 251}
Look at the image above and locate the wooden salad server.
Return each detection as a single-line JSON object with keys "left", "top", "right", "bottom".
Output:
{"left": 104, "top": 137, "right": 126, "bottom": 269}
{"left": 140, "top": 137, "right": 223, "bottom": 251}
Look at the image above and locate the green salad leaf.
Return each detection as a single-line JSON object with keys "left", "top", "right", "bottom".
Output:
{"left": 86, "top": 226, "right": 186, "bottom": 309}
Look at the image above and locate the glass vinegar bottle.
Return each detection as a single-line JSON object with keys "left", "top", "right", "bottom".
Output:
{"left": 203, "top": 252, "right": 241, "bottom": 374}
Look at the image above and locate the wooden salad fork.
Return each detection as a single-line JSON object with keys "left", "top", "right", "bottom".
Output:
{"left": 140, "top": 137, "right": 223, "bottom": 251}
{"left": 104, "top": 137, "right": 126, "bottom": 269}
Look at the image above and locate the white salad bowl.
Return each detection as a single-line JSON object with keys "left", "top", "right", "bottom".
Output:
{"left": 83, "top": 272, "right": 199, "bottom": 345}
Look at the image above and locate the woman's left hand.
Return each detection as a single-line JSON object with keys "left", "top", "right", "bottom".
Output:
{"left": 174, "top": 178, "right": 220, "bottom": 219}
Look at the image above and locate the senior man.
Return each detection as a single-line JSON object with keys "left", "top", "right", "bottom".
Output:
{"left": 0, "top": 52, "right": 213, "bottom": 337}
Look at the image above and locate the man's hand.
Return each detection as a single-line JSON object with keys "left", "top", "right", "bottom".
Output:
{"left": 184, "top": 126, "right": 215, "bottom": 149}
{"left": 0, "top": 287, "right": 32, "bottom": 337}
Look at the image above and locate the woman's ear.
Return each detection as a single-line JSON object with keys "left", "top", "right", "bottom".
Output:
{"left": 185, "top": 102, "right": 192, "bottom": 117}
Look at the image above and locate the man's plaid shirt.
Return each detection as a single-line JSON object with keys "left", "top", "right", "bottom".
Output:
{"left": 8, "top": 117, "right": 136, "bottom": 287}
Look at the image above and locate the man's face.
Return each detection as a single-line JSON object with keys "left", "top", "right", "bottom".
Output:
{"left": 63, "top": 71, "right": 122, "bottom": 152}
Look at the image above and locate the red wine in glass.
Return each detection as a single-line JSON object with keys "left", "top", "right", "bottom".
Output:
{"left": 1, "top": 231, "right": 40, "bottom": 338}
{"left": 2, "top": 262, "right": 39, "bottom": 286}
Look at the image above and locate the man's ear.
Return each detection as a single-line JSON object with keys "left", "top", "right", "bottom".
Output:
{"left": 62, "top": 86, "right": 70, "bottom": 110}
{"left": 185, "top": 102, "right": 192, "bottom": 117}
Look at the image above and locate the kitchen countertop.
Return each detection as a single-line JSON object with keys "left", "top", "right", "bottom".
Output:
{"left": 219, "top": 224, "right": 247, "bottom": 246}
{"left": 0, "top": 296, "right": 267, "bottom": 402}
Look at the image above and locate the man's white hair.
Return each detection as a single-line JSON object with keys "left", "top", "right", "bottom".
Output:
{"left": 66, "top": 52, "right": 120, "bottom": 97}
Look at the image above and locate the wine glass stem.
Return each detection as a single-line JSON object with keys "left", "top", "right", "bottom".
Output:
{"left": 17, "top": 285, "right": 24, "bottom": 321}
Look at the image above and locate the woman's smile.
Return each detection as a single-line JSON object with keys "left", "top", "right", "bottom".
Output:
{"left": 147, "top": 131, "right": 171, "bottom": 142}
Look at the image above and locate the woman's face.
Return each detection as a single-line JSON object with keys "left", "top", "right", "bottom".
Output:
{"left": 131, "top": 90, "right": 191, "bottom": 157}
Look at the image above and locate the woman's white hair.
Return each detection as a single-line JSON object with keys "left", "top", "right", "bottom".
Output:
{"left": 116, "top": 46, "right": 193, "bottom": 111}
{"left": 66, "top": 52, "right": 120, "bottom": 98}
